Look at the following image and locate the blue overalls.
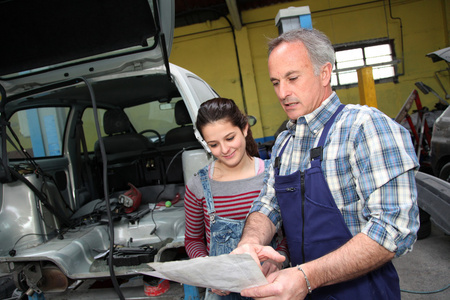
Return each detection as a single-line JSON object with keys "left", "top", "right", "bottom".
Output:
{"left": 199, "top": 161, "right": 270, "bottom": 300}
{"left": 274, "top": 106, "right": 401, "bottom": 299}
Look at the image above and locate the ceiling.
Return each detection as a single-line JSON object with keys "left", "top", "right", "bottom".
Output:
{"left": 175, "top": 0, "right": 296, "bottom": 29}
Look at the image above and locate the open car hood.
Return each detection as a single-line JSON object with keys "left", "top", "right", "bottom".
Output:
{"left": 426, "top": 47, "right": 450, "bottom": 63}
{"left": 0, "top": 0, "right": 174, "bottom": 96}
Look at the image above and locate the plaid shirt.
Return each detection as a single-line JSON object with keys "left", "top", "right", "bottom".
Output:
{"left": 250, "top": 92, "right": 420, "bottom": 257}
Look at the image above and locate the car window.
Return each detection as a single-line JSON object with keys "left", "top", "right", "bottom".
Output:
{"left": 7, "top": 107, "right": 69, "bottom": 159}
{"left": 81, "top": 99, "right": 184, "bottom": 152}
{"left": 125, "top": 99, "right": 182, "bottom": 140}
{"left": 81, "top": 108, "right": 107, "bottom": 152}
{"left": 125, "top": 100, "right": 177, "bottom": 134}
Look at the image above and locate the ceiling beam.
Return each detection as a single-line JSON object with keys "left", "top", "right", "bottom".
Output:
{"left": 225, "top": 0, "right": 242, "bottom": 30}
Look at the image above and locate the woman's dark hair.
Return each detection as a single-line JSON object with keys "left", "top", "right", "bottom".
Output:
{"left": 196, "top": 98, "right": 260, "bottom": 157}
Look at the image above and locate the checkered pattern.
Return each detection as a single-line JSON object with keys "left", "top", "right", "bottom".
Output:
{"left": 250, "top": 92, "right": 420, "bottom": 257}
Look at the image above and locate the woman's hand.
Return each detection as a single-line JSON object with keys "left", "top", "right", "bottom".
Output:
{"left": 211, "top": 288, "right": 231, "bottom": 296}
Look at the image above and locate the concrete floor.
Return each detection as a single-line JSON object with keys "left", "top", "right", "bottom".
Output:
{"left": 394, "top": 223, "right": 450, "bottom": 300}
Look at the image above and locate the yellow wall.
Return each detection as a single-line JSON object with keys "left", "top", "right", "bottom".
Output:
{"left": 170, "top": 0, "right": 450, "bottom": 140}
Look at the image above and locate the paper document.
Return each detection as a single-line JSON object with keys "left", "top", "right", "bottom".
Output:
{"left": 141, "top": 253, "right": 267, "bottom": 293}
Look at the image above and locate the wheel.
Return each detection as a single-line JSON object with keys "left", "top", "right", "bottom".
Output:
{"left": 417, "top": 208, "right": 432, "bottom": 240}
{"left": 439, "top": 162, "right": 450, "bottom": 183}
{"left": 139, "top": 129, "right": 162, "bottom": 147}
{"left": 417, "top": 220, "right": 432, "bottom": 240}
{"left": 419, "top": 207, "right": 430, "bottom": 222}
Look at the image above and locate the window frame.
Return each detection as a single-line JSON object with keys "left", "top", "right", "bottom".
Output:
{"left": 7, "top": 106, "right": 70, "bottom": 159}
{"left": 332, "top": 38, "right": 399, "bottom": 89}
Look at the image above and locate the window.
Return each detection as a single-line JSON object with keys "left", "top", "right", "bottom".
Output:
{"left": 332, "top": 38, "right": 398, "bottom": 89}
{"left": 81, "top": 99, "right": 183, "bottom": 152}
{"left": 124, "top": 99, "right": 180, "bottom": 145}
{"left": 124, "top": 99, "right": 180, "bottom": 136}
{"left": 81, "top": 108, "right": 107, "bottom": 152}
{"left": 7, "top": 107, "right": 69, "bottom": 159}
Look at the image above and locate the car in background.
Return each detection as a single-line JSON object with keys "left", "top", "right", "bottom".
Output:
{"left": 0, "top": 0, "right": 215, "bottom": 298}
{"left": 430, "top": 105, "right": 450, "bottom": 182}
{"left": 418, "top": 101, "right": 450, "bottom": 240}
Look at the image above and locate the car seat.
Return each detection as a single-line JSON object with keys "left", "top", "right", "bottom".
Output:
{"left": 97, "top": 109, "right": 153, "bottom": 155}
{"left": 162, "top": 101, "right": 200, "bottom": 183}
{"left": 94, "top": 109, "right": 154, "bottom": 191}
{"left": 164, "top": 101, "right": 197, "bottom": 146}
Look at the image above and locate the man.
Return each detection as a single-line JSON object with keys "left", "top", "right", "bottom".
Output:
{"left": 232, "top": 28, "right": 419, "bottom": 299}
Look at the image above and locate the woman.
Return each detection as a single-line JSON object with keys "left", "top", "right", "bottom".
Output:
{"left": 184, "top": 98, "right": 287, "bottom": 299}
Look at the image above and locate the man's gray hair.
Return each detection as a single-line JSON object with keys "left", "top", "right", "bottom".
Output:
{"left": 268, "top": 28, "right": 335, "bottom": 76}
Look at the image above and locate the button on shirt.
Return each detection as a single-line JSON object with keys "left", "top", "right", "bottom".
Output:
{"left": 250, "top": 92, "right": 420, "bottom": 257}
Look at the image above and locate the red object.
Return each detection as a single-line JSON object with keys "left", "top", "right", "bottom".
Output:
{"left": 155, "top": 193, "right": 180, "bottom": 208}
{"left": 143, "top": 278, "right": 170, "bottom": 296}
{"left": 122, "top": 183, "right": 142, "bottom": 213}
{"left": 395, "top": 90, "right": 432, "bottom": 161}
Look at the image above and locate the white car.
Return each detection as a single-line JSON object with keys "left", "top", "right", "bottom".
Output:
{"left": 0, "top": 0, "right": 215, "bottom": 298}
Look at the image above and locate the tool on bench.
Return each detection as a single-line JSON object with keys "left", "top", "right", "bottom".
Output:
{"left": 125, "top": 204, "right": 154, "bottom": 223}
{"left": 105, "top": 246, "right": 157, "bottom": 266}
{"left": 118, "top": 183, "right": 142, "bottom": 213}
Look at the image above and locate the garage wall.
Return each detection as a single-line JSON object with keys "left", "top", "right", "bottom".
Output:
{"left": 170, "top": 0, "right": 450, "bottom": 141}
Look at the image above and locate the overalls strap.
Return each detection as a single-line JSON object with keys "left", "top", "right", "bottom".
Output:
{"left": 198, "top": 166, "right": 216, "bottom": 223}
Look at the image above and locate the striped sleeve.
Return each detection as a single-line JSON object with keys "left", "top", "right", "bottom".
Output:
{"left": 184, "top": 182, "right": 208, "bottom": 258}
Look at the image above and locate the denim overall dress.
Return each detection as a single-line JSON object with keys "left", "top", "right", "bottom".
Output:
{"left": 199, "top": 160, "right": 270, "bottom": 300}
{"left": 274, "top": 106, "right": 401, "bottom": 299}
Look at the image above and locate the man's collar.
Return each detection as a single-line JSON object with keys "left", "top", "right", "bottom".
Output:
{"left": 286, "top": 92, "right": 341, "bottom": 135}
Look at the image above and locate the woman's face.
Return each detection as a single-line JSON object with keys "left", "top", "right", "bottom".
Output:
{"left": 201, "top": 119, "right": 248, "bottom": 169}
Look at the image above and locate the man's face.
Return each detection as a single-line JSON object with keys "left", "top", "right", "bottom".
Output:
{"left": 268, "top": 41, "right": 331, "bottom": 120}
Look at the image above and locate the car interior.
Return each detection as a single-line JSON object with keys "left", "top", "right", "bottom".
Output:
{"left": 4, "top": 73, "right": 204, "bottom": 215}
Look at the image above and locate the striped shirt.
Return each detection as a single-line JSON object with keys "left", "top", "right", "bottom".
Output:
{"left": 250, "top": 92, "right": 420, "bottom": 257}
{"left": 184, "top": 158, "right": 287, "bottom": 258}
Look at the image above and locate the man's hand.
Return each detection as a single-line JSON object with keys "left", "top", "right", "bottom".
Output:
{"left": 240, "top": 267, "right": 308, "bottom": 300}
{"left": 231, "top": 244, "right": 285, "bottom": 272}
{"left": 240, "top": 233, "right": 395, "bottom": 300}
{"left": 261, "top": 258, "right": 282, "bottom": 276}
{"left": 209, "top": 247, "right": 284, "bottom": 298}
